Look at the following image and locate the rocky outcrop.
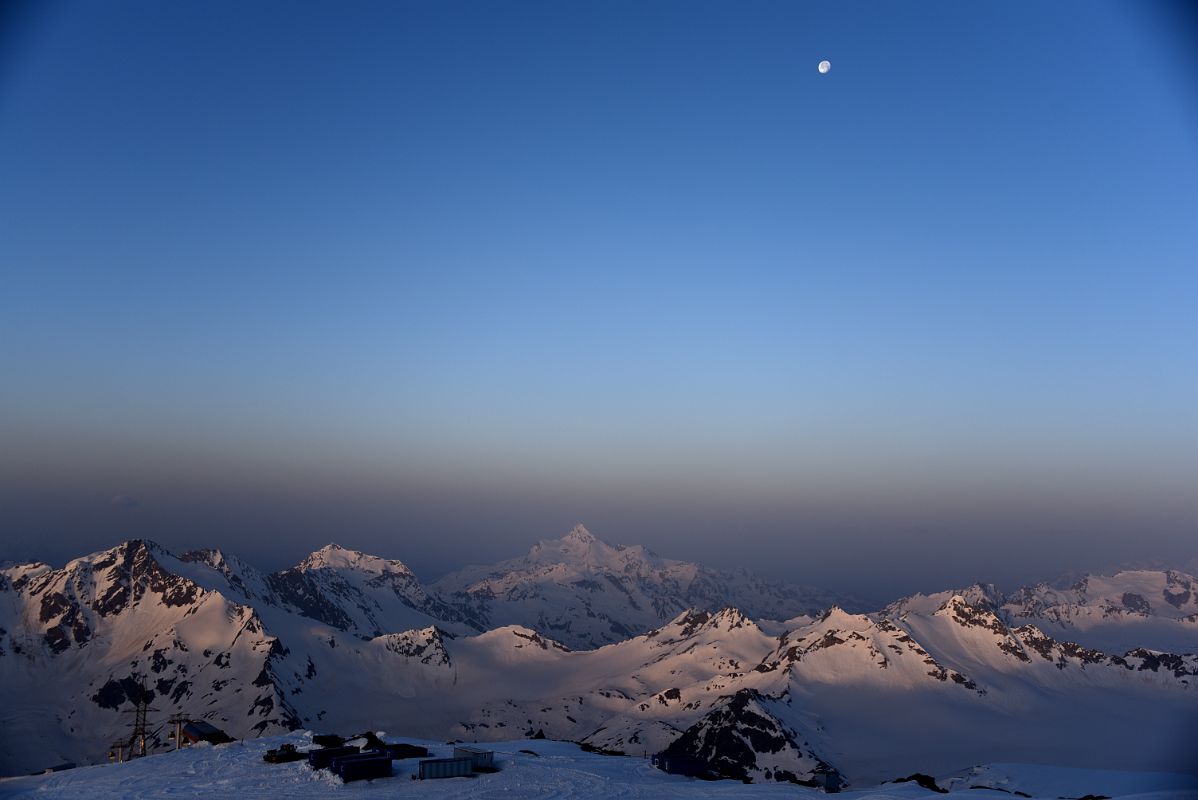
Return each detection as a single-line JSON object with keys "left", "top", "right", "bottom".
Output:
{"left": 658, "top": 689, "right": 835, "bottom": 785}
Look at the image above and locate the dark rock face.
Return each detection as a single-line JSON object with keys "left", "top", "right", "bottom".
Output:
{"left": 1011, "top": 623, "right": 1197, "bottom": 681}
{"left": 265, "top": 570, "right": 355, "bottom": 632}
{"left": 809, "top": 630, "right": 847, "bottom": 651}
{"left": 382, "top": 628, "right": 453, "bottom": 666}
{"left": 181, "top": 549, "right": 256, "bottom": 599}
{"left": 1014, "top": 625, "right": 1058, "bottom": 661}
{"left": 1163, "top": 588, "right": 1191, "bottom": 609}
{"left": 674, "top": 610, "right": 713, "bottom": 640}
{"left": 1162, "top": 571, "right": 1193, "bottom": 609}
{"left": 658, "top": 689, "right": 833, "bottom": 785}
{"left": 92, "top": 676, "right": 154, "bottom": 710}
{"left": 943, "top": 597, "right": 1008, "bottom": 636}
{"left": 890, "top": 773, "right": 948, "bottom": 793}
{"left": 1121, "top": 593, "right": 1151, "bottom": 615}
{"left": 91, "top": 540, "right": 201, "bottom": 616}
{"left": 262, "top": 553, "right": 481, "bottom": 640}
{"left": 27, "top": 541, "right": 209, "bottom": 655}
{"left": 511, "top": 628, "right": 570, "bottom": 652}
{"left": 1124, "top": 649, "right": 1198, "bottom": 680}
{"left": 41, "top": 597, "right": 91, "bottom": 654}
{"left": 941, "top": 597, "right": 1034, "bottom": 665}
{"left": 1057, "top": 641, "right": 1106, "bottom": 667}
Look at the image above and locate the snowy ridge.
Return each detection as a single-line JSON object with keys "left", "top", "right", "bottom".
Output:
{"left": 998, "top": 569, "right": 1198, "bottom": 653}
{"left": 0, "top": 541, "right": 298, "bottom": 777}
{"left": 765, "top": 606, "right": 985, "bottom": 693}
{"left": 1, "top": 536, "right": 1196, "bottom": 782}
{"left": 265, "top": 543, "right": 479, "bottom": 640}
{"left": 432, "top": 525, "right": 860, "bottom": 649}
{"left": 882, "top": 572, "right": 1198, "bottom": 655}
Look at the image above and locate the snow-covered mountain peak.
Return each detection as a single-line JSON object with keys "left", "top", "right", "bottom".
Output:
{"left": 649, "top": 607, "right": 762, "bottom": 646}
{"left": 524, "top": 524, "right": 654, "bottom": 571}
{"left": 881, "top": 583, "right": 1003, "bottom": 621}
{"left": 296, "top": 543, "right": 414, "bottom": 577}
{"left": 816, "top": 605, "right": 872, "bottom": 630}
{"left": 179, "top": 547, "right": 262, "bottom": 583}
{"left": 936, "top": 592, "right": 991, "bottom": 614}
{"left": 432, "top": 526, "right": 859, "bottom": 649}
{"left": 654, "top": 608, "right": 715, "bottom": 640}
{"left": 541, "top": 526, "right": 608, "bottom": 561}
{"left": 563, "top": 523, "right": 596, "bottom": 545}
{"left": 0, "top": 560, "right": 52, "bottom": 586}
{"left": 177, "top": 547, "right": 272, "bottom": 603}
{"left": 470, "top": 624, "right": 572, "bottom": 655}
{"left": 46, "top": 538, "right": 209, "bottom": 621}
{"left": 263, "top": 543, "right": 478, "bottom": 640}
{"left": 67, "top": 538, "right": 164, "bottom": 571}
{"left": 932, "top": 594, "right": 1012, "bottom": 637}
{"left": 375, "top": 625, "right": 454, "bottom": 667}
{"left": 4, "top": 539, "right": 1198, "bottom": 781}
{"left": 180, "top": 547, "right": 229, "bottom": 570}
{"left": 707, "top": 606, "right": 754, "bottom": 630}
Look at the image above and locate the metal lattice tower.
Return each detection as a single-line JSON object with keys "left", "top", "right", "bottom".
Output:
{"left": 167, "top": 713, "right": 190, "bottom": 750}
{"left": 123, "top": 692, "right": 158, "bottom": 758}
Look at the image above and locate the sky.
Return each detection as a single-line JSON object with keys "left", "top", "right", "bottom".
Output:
{"left": 1, "top": 0, "right": 1196, "bottom": 599}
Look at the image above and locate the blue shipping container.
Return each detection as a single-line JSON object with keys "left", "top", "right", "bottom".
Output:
{"left": 418, "top": 757, "right": 474, "bottom": 779}
{"left": 333, "top": 753, "right": 392, "bottom": 782}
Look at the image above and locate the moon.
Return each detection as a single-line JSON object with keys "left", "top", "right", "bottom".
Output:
{"left": 818, "top": 60, "right": 831, "bottom": 74}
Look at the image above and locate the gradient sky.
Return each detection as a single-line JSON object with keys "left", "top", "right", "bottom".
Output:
{"left": 2, "top": 1, "right": 1196, "bottom": 599}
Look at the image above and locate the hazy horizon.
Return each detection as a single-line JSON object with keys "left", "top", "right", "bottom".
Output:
{"left": 4, "top": 518, "right": 1197, "bottom": 605}
{"left": 3, "top": 1, "right": 1196, "bottom": 600}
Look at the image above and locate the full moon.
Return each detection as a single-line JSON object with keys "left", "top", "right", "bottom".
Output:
{"left": 818, "top": 60, "right": 831, "bottom": 74}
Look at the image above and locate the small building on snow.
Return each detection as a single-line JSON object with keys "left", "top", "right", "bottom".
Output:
{"left": 180, "top": 721, "right": 233, "bottom": 746}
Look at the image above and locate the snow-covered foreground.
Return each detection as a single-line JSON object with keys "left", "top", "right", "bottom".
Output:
{"left": 1, "top": 734, "right": 1194, "bottom": 800}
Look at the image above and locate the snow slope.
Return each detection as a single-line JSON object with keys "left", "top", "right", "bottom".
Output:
{"left": 1, "top": 733, "right": 1193, "bottom": 800}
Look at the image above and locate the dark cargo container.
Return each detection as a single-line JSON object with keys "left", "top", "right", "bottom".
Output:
{"left": 384, "top": 743, "right": 430, "bottom": 759}
{"left": 332, "top": 752, "right": 392, "bottom": 782}
{"left": 307, "top": 745, "right": 360, "bottom": 769}
{"left": 418, "top": 756, "right": 474, "bottom": 779}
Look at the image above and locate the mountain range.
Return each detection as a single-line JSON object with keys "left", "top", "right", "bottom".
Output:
{"left": 1, "top": 525, "right": 1195, "bottom": 781}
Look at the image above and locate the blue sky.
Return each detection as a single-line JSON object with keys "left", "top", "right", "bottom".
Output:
{"left": 2, "top": 1, "right": 1195, "bottom": 596}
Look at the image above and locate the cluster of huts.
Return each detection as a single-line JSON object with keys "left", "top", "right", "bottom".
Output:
{"left": 263, "top": 734, "right": 496, "bottom": 784}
